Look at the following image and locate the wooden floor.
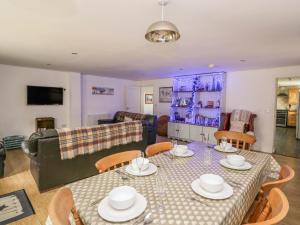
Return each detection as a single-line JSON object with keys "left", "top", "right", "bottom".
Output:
{"left": 275, "top": 127, "right": 300, "bottom": 158}
{"left": 0, "top": 148, "right": 299, "bottom": 225}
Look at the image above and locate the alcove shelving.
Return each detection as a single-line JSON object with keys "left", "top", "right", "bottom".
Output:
{"left": 168, "top": 72, "right": 226, "bottom": 143}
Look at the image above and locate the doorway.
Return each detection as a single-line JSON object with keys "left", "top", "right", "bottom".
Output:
{"left": 274, "top": 77, "right": 300, "bottom": 158}
{"left": 140, "top": 86, "right": 154, "bottom": 115}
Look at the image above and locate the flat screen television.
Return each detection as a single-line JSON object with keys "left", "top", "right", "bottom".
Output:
{"left": 27, "top": 86, "right": 63, "bottom": 105}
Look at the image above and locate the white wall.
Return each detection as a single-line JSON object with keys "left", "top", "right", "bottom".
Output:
{"left": 137, "top": 65, "right": 300, "bottom": 153}
{"left": 81, "top": 74, "right": 135, "bottom": 126}
{"left": 0, "top": 64, "right": 81, "bottom": 138}
{"left": 226, "top": 65, "right": 300, "bottom": 153}
{"left": 141, "top": 86, "right": 153, "bottom": 114}
{"left": 136, "top": 78, "right": 173, "bottom": 117}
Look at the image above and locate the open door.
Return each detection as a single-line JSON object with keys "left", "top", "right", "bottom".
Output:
{"left": 125, "top": 86, "right": 141, "bottom": 113}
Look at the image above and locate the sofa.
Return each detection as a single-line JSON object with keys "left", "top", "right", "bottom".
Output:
{"left": 0, "top": 141, "right": 5, "bottom": 177}
{"left": 24, "top": 126, "right": 148, "bottom": 192}
{"left": 98, "top": 111, "right": 157, "bottom": 145}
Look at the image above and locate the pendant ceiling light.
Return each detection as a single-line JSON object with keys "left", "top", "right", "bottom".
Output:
{"left": 145, "top": 0, "right": 180, "bottom": 43}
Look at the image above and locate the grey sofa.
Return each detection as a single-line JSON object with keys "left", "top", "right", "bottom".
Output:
{"left": 24, "top": 126, "right": 148, "bottom": 192}
{"left": 0, "top": 141, "right": 5, "bottom": 177}
{"left": 98, "top": 111, "right": 157, "bottom": 145}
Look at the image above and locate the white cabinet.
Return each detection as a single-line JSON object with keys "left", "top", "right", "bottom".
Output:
{"left": 168, "top": 122, "right": 218, "bottom": 144}
{"left": 168, "top": 122, "right": 190, "bottom": 141}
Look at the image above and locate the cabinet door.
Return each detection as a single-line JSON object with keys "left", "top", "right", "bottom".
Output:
{"left": 168, "top": 122, "right": 177, "bottom": 138}
{"left": 287, "top": 111, "right": 297, "bottom": 127}
{"left": 189, "top": 125, "right": 205, "bottom": 142}
{"left": 288, "top": 88, "right": 298, "bottom": 105}
{"left": 205, "top": 127, "right": 218, "bottom": 144}
{"left": 178, "top": 123, "right": 190, "bottom": 140}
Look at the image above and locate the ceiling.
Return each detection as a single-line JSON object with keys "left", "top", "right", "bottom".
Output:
{"left": 0, "top": 0, "right": 300, "bottom": 80}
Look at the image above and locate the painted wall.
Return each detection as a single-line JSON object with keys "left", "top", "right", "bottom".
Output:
{"left": 141, "top": 86, "right": 154, "bottom": 114}
{"left": 136, "top": 78, "right": 173, "bottom": 117}
{"left": 81, "top": 74, "right": 135, "bottom": 126}
{"left": 137, "top": 65, "right": 300, "bottom": 153}
{"left": 0, "top": 64, "right": 81, "bottom": 138}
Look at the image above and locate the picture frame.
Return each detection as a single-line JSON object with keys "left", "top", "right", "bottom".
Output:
{"left": 159, "top": 87, "right": 173, "bottom": 103}
{"left": 145, "top": 94, "right": 153, "bottom": 104}
{"left": 92, "top": 87, "right": 114, "bottom": 95}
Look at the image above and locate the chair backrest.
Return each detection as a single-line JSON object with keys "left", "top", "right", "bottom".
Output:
{"left": 243, "top": 188, "right": 289, "bottom": 225}
{"left": 48, "top": 187, "right": 83, "bottom": 225}
{"left": 262, "top": 165, "right": 295, "bottom": 195}
{"left": 214, "top": 131, "right": 256, "bottom": 150}
{"left": 95, "top": 150, "right": 141, "bottom": 173}
{"left": 145, "top": 142, "right": 172, "bottom": 157}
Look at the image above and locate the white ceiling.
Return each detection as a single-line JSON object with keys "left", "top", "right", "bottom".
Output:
{"left": 0, "top": 0, "right": 300, "bottom": 80}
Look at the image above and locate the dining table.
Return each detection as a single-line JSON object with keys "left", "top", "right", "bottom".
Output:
{"left": 67, "top": 141, "right": 281, "bottom": 225}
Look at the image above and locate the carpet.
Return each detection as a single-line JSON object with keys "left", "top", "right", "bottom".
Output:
{"left": 0, "top": 189, "right": 35, "bottom": 225}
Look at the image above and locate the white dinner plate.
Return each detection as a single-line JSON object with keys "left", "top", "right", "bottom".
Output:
{"left": 219, "top": 159, "right": 252, "bottom": 171}
{"left": 170, "top": 149, "right": 195, "bottom": 157}
{"left": 98, "top": 193, "right": 147, "bottom": 223}
{"left": 191, "top": 179, "right": 233, "bottom": 200}
{"left": 214, "top": 145, "right": 238, "bottom": 153}
{"left": 125, "top": 163, "right": 157, "bottom": 176}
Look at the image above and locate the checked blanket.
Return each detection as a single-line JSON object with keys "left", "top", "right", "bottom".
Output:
{"left": 56, "top": 121, "right": 143, "bottom": 160}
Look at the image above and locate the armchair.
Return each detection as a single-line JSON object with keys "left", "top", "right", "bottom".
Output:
{"left": 219, "top": 110, "right": 257, "bottom": 133}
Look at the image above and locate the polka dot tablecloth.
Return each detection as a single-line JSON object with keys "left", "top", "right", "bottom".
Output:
{"left": 68, "top": 142, "right": 280, "bottom": 225}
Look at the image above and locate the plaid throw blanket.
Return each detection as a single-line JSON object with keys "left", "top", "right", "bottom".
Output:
{"left": 56, "top": 121, "right": 143, "bottom": 160}
{"left": 231, "top": 109, "right": 252, "bottom": 124}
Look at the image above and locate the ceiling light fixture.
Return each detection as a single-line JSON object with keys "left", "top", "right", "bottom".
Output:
{"left": 145, "top": 0, "right": 180, "bottom": 43}
{"left": 208, "top": 64, "right": 215, "bottom": 68}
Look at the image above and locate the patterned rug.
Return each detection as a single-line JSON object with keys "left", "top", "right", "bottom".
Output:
{"left": 0, "top": 189, "right": 35, "bottom": 225}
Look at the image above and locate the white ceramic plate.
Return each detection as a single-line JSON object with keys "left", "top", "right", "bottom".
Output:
{"left": 170, "top": 149, "right": 195, "bottom": 157}
{"left": 191, "top": 179, "right": 233, "bottom": 200}
{"left": 214, "top": 145, "right": 238, "bottom": 153}
{"left": 98, "top": 193, "right": 147, "bottom": 223}
{"left": 219, "top": 159, "right": 252, "bottom": 170}
{"left": 125, "top": 163, "right": 157, "bottom": 176}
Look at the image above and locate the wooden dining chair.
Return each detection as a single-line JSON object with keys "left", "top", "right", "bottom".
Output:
{"left": 48, "top": 187, "right": 83, "bottom": 225}
{"left": 145, "top": 142, "right": 173, "bottom": 157}
{"left": 214, "top": 130, "right": 256, "bottom": 150}
{"left": 243, "top": 188, "right": 289, "bottom": 225}
{"left": 261, "top": 164, "right": 295, "bottom": 195}
{"left": 95, "top": 150, "right": 141, "bottom": 173}
{"left": 244, "top": 165, "right": 294, "bottom": 224}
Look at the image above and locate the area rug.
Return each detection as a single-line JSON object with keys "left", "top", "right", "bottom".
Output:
{"left": 0, "top": 189, "right": 35, "bottom": 225}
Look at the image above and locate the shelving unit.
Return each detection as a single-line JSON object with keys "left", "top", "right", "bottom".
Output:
{"left": 168, "top": 72, "right": 226, "bottom": 144}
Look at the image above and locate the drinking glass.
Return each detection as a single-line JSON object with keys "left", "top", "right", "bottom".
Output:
{"left": 137, "top": 152, "right": 145, "bottom": 174}
{"left": 203, "top": 147, "right": 212, "bottom": 166}
{"left": 221, "top": 136, "right": 227, "bottom": 149}
{"left": 171, "top": 139, "right": 178, "bottom": 149}
{"left": 155, "top": 169, "right": 167, "bottom": 211}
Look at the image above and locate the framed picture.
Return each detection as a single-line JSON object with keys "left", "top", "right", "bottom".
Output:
{"left": 145, "top": 94, "right": 153, "bottom": 104}
{"left": 92, "top": 87, "right": 114, "bottom": 95}
{"left": 159, "top": 87, "right": 173, "bottom": 103}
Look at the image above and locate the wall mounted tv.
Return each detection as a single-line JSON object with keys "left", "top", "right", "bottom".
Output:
{"left": 27, "top": 86, "right": 64, "bottom": 105}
